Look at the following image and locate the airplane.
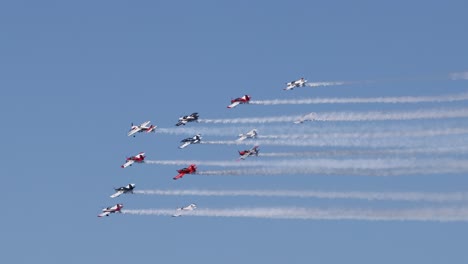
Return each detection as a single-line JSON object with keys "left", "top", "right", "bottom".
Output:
{"left": 127, "top": 121, "right": 157, "bottom": 137}
{"left": 176, "top": 113, "right": 199, "bottom": 126}
{"left": 227, "top": 95, "right": 251, "bottom": 108}
{"left": 284, "top": 77, "right": 307, "bottom": 90}
{"left": 110, "top": 183, "right": 136, "bottom": 198}
{"left": 98, "top": 204, "right": 123, "bottom": 217}
{"left": 172, "top": 203, "right": 197, "bottom": 217}
{"left": 294, "top": 113, "right": 316, "bottom": 124}
{"left": 121, "top": 152, "right": 145, "bottom": 168}
{"left": 238, "top": 145, "right": 259, "bottom": 160}
{"left": 173, "top": 164, "right": 197, "bottom": 180}
{"left": 237, "top": 129, "right": 257, "bottom": 141}
{"left": 179, "top": 134, "right": 202, "bottom": 149}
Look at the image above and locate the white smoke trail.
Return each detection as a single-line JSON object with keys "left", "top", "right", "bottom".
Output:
{"left": 156, "top": 121, "right": 468, "bottom": 138}
{"left": 314, "top": 108, "right": 468, "bottom": 122}
{"left": 145, "top": 160, "right": 259, "bottom": 167}
{"left": 156, "top": 127, "right": 243, "bottom": 136}
{"left": 146, "top": 158, "right": 468, "bottom": 170}
{"left": 200, "top": 115, "right": 301, "bottom": 124}
{"left": 145, "top": 158, "right": 421, "bottom": 169}
{"left": 257, "top": 128, "right": 468, "bottom": 140}
{"left": 134, "top": 189, "right": 468, "bottom": 203}
{"left": 259, "top": 146, "right": 468, "bottom": 158}
{"left": 250, "top": 92, "right": 468, "bottom": 105}
{"left": 122, "top": 207, "right": 468, "bottom": 222}
{"left": 199, "top": 108, "right": 468, "bottom": 124}
{"left": 197, "top": 160, "right": 468, "bottom": 176}
{"left": 305, "top": 81, "right": 348, "bottom": 87}
{"left": 202, "top": 135, "right": 468, "bottom": 148}
{"left": 450, "top": 71, "right": 468, "bottom": 80}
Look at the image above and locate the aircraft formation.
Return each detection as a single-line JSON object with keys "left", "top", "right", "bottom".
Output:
{"left": 98, "top": 75, "right": 468, "bottom": 221}
{"left": 98, "top": 78, "right": 308, "bottom": 217}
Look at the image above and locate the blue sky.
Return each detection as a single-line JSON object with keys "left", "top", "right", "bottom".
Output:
{"left": 1, "top": 1, "right": 468, "bottom": 263}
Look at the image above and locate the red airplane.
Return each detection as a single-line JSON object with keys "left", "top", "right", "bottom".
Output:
{"left": 121, "top": 152, "right": 145, "bottom": 168}
{"left": 173, "top": 164, "right": 197, "bottom": 180}
{"left": 238, "top": 146, "right": 259, "bottom": 160}
{"left": 98, "top": 204, "right": 123, "bottom": 217}
{"left": 227, "top": 95, "right": 251, "bottom": 108}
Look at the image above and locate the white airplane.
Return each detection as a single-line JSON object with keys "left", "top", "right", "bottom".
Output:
{"left": 121, "top": 152, "right": 145, "bottom": 168}
{"left": 98, "top": 204, "right": 123, "bottom": 217}
{"left": 238, "top": 145, "right": 260, "bottom": 160}
{"left": 179, "top": 134, "right": 202, "bottom": 149}
{"left": 127, "top": 121, "right": 157, "bottom": 137}
{"left": 284, "top": 77, "right": 307, "bottom": 90}
{"left": 172, "top": 203, "right": 197, "bottom": 217}
{"left": 294, "top": 113, "right": 316, "bottom": 124}
{"left": 237, "top": 129, "right": 257, "bottom": 141}
{"left": 110, "top": 183, "right": 136, "bottom": 198}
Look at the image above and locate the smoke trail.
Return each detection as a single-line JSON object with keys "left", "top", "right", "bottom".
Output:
{"left": 257, "top": 128, "right": 468, "bottom": 140}
{"left": 145, "top": 160, "right": 260, "bottom": 167}
{"left": 250, "top": 92, "right": 468, "bottom": 105}
{"left": 314, "top": 108, "right": 468, "bottom": 122}
{"left": 305, "top": 81, "right": 348, "bottom": 87}
{"left": 197, "top": 159, "right": 468, "bottom": 176}
{"left": 156, "top": 121, "right": 468, "bottom": 138}
{"left": 259, "top": 146, "right": 468, "bottom": 158}
{"left": 202, "top": 135, "right": 468, "bottom": 148}
{"left": 146, "top": 158, "right": 468, "bottom": 170}
{"left": 134, "top": 189, "right": 468, "bottom": 203}
{"left": 199, "top": 108, "right": 468, "bottom": 124}
{"left": 156, "top": 127, "right": 243, "bottom": 137}
{"left": 145, "top": 158, "right": 422, "bottom": 169}
{"left": 122, "top": 207, "right": 468, "bottom": 222}
{"left": 450, "top": 71, "right": 468, "bottom": 80}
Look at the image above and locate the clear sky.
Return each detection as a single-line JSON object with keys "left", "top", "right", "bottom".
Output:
{"left": 1, "top": 1, "right": 468, "bottom": 263}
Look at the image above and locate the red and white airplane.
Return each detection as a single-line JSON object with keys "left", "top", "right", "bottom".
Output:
{"left": 121, "top": 152, "right": 145, "bottom": 168}
{"left": 172, "top": 203, "right": 197, "bottom": 217}
{"left": 98, "top": 204, "right": 123, "bottom": 217}
{"left": 173, "top": 164, "right": 197, "bottom": 180}
{"left": 127, "top": 121, "right": 157, "bottom": 137}
{"left": 284, "top": 78, "right": 307, "bottom": 90}
{"left": 227, "top": 95, "right": 251, "bottom": 108}
{"left": 238, "top": 145, "right": 259, "bottom": 160}
{"left": 237, "top": 129, "right": 257, "bottom": 141}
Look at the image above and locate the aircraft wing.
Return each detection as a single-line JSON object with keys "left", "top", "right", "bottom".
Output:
{"left": 98, "top": 211, "right": 111, "bottom": 217}
{"left": 227, "top": 101, "right": 240, "bottom": 108}
{"left": 141, "top": 121, "right": 151, "bottom": 127}
{"left": 110, "top": 190, "right": 124, "bottom": 198}
{"left": 121, "top": 159, "right": 135, "bottom": 168}
{"left": 127, "top": 127, "right": 141, "bottom": 137}
{"left": 173, "top": 173, "right": 185, "bottom": 180}
{"left": 238, "top": 153, "right": 249, "bottom": 160}
{"left": 237, "top": 135, "right": 248, "bottom": 141}
{"left": 172, "top": 208, "right": 183, "bottom": 217}
{"left": 284, "top": 84, "right": 295, "bottom": 90}
{"left": 178, "top": 142, "right": 191, "bottom": 149}
{"left": 176, "top": 120, "right": 186, "bottom": 126}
